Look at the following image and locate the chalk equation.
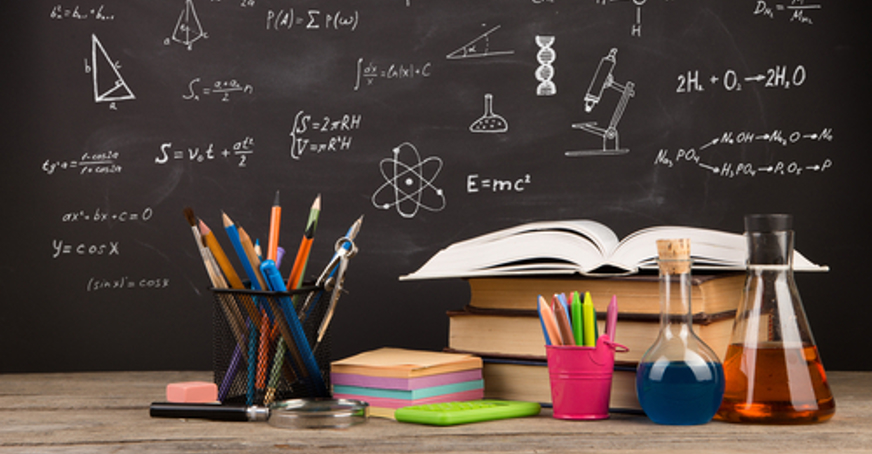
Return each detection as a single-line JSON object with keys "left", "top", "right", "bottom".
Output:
{"left": 754, "top": 0, "right": 820, "bottom": 24}
{"left": 289, "top": 110, "right": 362, "bottom": 160}
{"left": 354, "top": 58, "right": 432, "bottom": 91}
{"left": 654, "top": 127, "right": 834, "bottom": 177}
{"left": 183, "top": 77, "right": 254, "bottom": 102}
{"left": 61, "top": 207, "right": 154, "bottom": 224}
{"left": 52, "top": 239, "right": 120, "bottom": 259}
{"left": 266, "top": 8, "right": 359, "bottom": 31}
{"left": 372, "top": 142, "right": 446, "bottom": 219}
{"left": 154, "top": 136, "right": 254, "bottom": 167}
{"left": 677, "top": 65, "right": 807, "bottom": 93}
{"left": 467, "top": 174, "right": 532, "bottom": 194}
{"left": 42, "top": 151, "right": 122, "bottom": 175}
{"left": 447, "top": 25, "right": 515, "bottom": 60}
{"left": 50, "top": 4, "right": 115, "bottom": 21}
{"left": 87, "top": 276, "right": 170, "bottom": 292}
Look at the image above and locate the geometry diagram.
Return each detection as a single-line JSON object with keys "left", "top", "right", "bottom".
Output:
{"left": 171, "top": 0, "right": 207, "bottom": 51}
{"left": 446, "top": 25, "right": 515, "bottom": 60}
{"left": 372, "top": 142, "right": 446, "bottom": 219}
{"left": 89, "top": 34, "right": 135, "bottom": 104}
{"left": 566, "top": 48, "right": 635, "bottom": 157}
{"left": 470, "top": 94, "right": 508, "bottom": 133}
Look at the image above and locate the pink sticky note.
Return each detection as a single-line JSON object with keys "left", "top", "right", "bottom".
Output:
{"left": 166, "top": 381, "right": 218, "bottom": 403}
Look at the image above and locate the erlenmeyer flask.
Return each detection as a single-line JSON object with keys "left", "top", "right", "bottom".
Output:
{"left": 635, "top": 239, "right": 725, "bottom": 425}
{"left": 717, "top": 214, "right": 835, "bottom": 424}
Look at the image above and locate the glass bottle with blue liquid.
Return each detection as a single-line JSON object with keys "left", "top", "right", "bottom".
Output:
{"left": 636, "top": 239, "right": 725, "bottom": 425}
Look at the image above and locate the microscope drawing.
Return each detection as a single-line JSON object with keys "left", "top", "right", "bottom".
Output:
{"left": 566, "top": 48, "right": 635, "bottom": 157}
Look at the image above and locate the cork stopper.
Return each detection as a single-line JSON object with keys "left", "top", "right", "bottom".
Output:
{"left": 656, "top": 238, "right": 691, "bottom": 274}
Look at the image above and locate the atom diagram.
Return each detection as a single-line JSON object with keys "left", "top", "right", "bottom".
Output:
{"left": 371, "top": 142, "right": 446, "bottom": 219}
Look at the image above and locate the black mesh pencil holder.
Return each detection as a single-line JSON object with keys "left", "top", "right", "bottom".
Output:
{"left": 212, "top": 284, "right": 332, "bottom": 405}
{"left": 210, "top": 238, "right": 355, "bottom": 406}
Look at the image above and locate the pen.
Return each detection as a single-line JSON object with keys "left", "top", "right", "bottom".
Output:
{"left": 582, "top": 291, "right": 596, "bottom": 347}
{"left": 261, "top": 259, "right": 327, "bottom": 396}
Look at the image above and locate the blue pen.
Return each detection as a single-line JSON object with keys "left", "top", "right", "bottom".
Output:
{"left": 261, "top": 259, "right": 327, "bottom": 396}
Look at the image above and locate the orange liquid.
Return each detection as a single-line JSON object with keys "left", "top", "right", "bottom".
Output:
{"left": 716, "top": 343, "right": 835, "bottom": 424}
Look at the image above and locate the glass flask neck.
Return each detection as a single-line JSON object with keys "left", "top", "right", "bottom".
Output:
{"left": 746, "top": 230, "right": 794, "bottom": 267}
{"left": 657, "top": 259, "right": 694, "bottom": 335}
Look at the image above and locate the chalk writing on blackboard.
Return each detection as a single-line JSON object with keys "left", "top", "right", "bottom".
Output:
{"left": 354, "top": 59, "right": 432, "bottom": 90}
{"left": 469, "top": 94, "right": 509, "bottom": 133}
{"left": 266, "top": 8, "right": 360, "bottom": 31}
{"left": 467, "top": 174, "right": 532, "bottom": 193}
{"left": 87, "top": 276, "right": 171, "bottom": 292}
{"left": 52, "top": 239, "right": 120, "bottom": 259}
{"left": 654, "top": 127, "right": 834, "bottom": 177}
{"left": 86, "top": 34, "right": 135, "bottom": 108}
{"left": 154, "top": 137, "right": 254, "bottom": 167}
{"left": 61, "top": 207, "right": 154, "bottom": 224}
{"left": 183, "top": 77, "right": 254, "bottom": 102}
{"left": 677, "top": 65, "right": 807, "bottom": 93}
{"left": 535, "top": 35, "right": 557, "bottom": 96}
{"left": 169, "top": 0, "right": 207, "bottom": 50}
{"left": 753, "top": 0, "right": 820, "bottom": 24}
{"left": 50, "top": 4, "right": 115, "bottom": 21}
{"left": 567, "top": 48, "right": 635, "bottom": 157}
{"left": 289, "top": 110, "right": 362, "bottom": 160}
{"left": 446, "top": 25, "right": 515, "bottom": 60}
{"left": 42, "top": 151, "right": 122, "bottom": 175}
{"left": 372, "top": 142, "right": 446, "bottom": 219}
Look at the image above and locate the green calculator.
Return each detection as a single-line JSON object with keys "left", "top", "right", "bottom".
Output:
{"left": 394, "top": 400, "right": 541, "bottom": 426}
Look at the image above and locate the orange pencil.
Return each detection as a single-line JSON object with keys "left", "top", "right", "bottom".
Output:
{"left": 199, "top": 219, "right": 244, "bottom": 289}
{"left": 267, "top": 191, "right": 281, "bottom": 262}
{"left": 287, "top": 194, "right": 321, "bottom": 290}
{"left": 538, "top": 295, "right": 562, "bottom": 346}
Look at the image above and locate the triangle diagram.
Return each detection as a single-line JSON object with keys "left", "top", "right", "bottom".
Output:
{"left": 91, "top": 34, "right": 135, "bottom": 103}
{"left": 447, "top": 25, "right": 515, "bottom": 60}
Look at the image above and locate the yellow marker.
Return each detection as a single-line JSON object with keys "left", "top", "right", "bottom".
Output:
{"left": 582, "top": 292, "right": 596, "bottom": 347}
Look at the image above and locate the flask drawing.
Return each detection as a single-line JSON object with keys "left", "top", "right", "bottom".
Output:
{"left": 717, "top": 214, "right": 835, "bottom": 424}
{"left": 635, "top": 239, "right": 725, "bottom": 425}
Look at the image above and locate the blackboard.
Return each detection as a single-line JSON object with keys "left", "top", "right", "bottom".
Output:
{"left": 3, "top": 0, "right": 870, "bottom": 373}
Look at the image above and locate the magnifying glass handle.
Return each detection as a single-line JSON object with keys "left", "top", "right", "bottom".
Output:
{"left": 150, "top": 402, "right": 264, "bottom": 422}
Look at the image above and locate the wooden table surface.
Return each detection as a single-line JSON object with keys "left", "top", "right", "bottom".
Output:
{"left": 1, "top": 370, "right": 870, "bottom": 453}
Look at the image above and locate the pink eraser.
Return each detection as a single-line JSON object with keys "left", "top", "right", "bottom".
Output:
{"left": 166, "top": 381, "right": 218, "bottom": 403}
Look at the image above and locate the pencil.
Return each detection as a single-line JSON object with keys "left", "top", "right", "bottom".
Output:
{"left": 287, "top": 194, "right": 321, "bottom": 290}
{"left": 552, "top": 294, "right": 575, "bottom": 346}
{"left": 538, "top": 295, "right": 562, "bottom": 346}
{"left": 222, "top": 211, "right": 263, "bottom": 290}
{"left": 199, "top": 219, "right": 244, "bottom": 289}
{"left": 267, "top": 191, "right": 281, "bottom": 263}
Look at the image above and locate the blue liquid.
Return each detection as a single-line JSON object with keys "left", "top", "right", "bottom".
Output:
{"left": 636, "top": 361, "right": 725, "bottom": 425}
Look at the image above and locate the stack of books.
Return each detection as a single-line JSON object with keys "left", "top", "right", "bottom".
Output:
{"left": 330, "top": 347, "right": 484, "bottom": 419}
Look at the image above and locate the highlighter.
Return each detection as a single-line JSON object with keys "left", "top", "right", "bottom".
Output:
{"left": 571, "top": 291, "right": 584, "bottom": 346}
{"left": 582, "top": 292, "right": 597, "bottom": 347}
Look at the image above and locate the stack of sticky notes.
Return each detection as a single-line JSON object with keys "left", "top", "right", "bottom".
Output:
{"left": 331, "top": 347, "right": 484, "bottom": 419}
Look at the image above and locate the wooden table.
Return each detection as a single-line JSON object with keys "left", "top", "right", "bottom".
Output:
{"left": 1, "top": 371, "right": 870, "bottom": 453}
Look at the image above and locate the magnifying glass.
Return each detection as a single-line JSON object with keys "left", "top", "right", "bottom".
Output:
{"left": 150, "top": 398, "right": 369, "bottom": 429}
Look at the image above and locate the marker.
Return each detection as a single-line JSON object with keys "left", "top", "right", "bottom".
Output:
{"left": 582, "top": 292, "right": 596, "bottom": 347}
{"left": 571, "top": 291, "right": 584, "bottom": 346}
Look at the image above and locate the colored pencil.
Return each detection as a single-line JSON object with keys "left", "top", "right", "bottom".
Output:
{"left": 267, "top": 190, "right": 282, "bottom": 262}
{"left": 199, "top": 219, "right": 244, "bottom": 289}
{"left": 538, "top": 295, "right": 562, "bottom": 346}
{"left": 287, "top": 194, "right": 321, "bottom": 291}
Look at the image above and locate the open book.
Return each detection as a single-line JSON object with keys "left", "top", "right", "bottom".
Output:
{"left": 400, "top": 220, "right": 826, "bottom": 280}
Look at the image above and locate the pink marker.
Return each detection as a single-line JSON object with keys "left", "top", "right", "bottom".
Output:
{"left": 606, "top": 295, "right": 618, "bottom": 342}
